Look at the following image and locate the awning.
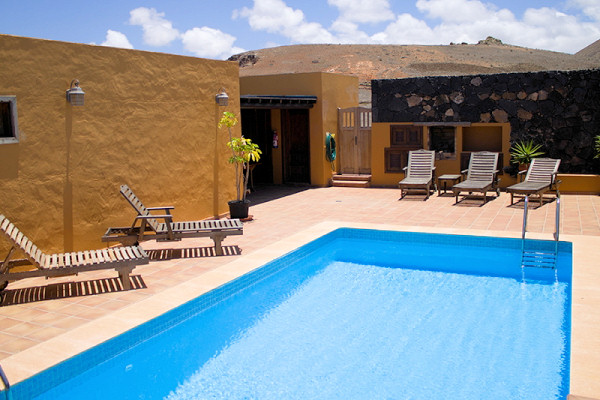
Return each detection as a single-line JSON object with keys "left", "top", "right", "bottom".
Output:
{"left": 240, "top": 95, "right": 317, "bottom": 109}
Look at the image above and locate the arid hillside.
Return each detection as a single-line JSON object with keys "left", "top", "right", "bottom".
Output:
{"left": 231, "top": 37, "right": 600, "bottom": 105}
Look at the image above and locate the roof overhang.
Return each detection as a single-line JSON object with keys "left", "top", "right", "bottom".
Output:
{"left": 240, "top": 95, "right": 317, "bottom": 109}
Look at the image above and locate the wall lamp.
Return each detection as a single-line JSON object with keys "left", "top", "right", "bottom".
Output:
{"left": 215, "top": 87, "right": 228, "bottom": 106}
{"left": 66, "top": 79, "right": 85, "bottom": 106}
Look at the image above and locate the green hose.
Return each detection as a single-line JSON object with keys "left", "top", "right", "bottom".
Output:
{"left": 325, "top": 132, "right": 336, "bottom": 162}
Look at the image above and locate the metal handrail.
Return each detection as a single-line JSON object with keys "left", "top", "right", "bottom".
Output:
{"left": 522, "top": 195, "right": 529, "bottom": 240}
{"left": 554, "top": 196, "right": 561, "bottom": 242}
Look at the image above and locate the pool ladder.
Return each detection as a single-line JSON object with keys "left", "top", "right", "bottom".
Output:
{"left": 520, "top": 194, "right": 560, "bottom": 269}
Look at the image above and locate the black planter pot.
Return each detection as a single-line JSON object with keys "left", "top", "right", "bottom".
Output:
{"left": 228, "top": 200, "right": 250, "bottom": 219}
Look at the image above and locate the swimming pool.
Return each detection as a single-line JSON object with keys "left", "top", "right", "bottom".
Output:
{"left": 6, "top": 228, "right": 572, "bottom": 399}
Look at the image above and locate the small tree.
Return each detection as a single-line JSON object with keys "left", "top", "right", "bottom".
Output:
{"left": 219, "top": 112, "right": 261, "bottom": 202}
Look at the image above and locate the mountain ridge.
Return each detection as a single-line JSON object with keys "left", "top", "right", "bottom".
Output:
{"left": 231, "top": 38, "right": 600, "bottom": 105}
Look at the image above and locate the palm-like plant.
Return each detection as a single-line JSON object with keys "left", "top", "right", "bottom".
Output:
{"left": 510, "top": 140, "right": 544, "bottom": 166}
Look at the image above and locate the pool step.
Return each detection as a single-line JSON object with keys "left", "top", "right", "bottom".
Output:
{"left": 521, "top": 249, "right": 556, "bottom": 269}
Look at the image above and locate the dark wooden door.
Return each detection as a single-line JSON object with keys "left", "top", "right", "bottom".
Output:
{"left": 282, "top": 109, "right": 310, "bottom": 184}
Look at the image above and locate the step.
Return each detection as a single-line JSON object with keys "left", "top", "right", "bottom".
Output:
{"left": 521, "top": 250, "right": 556, "bottom": 269}
{"left": 332, "top": 180, "right": 370, "bottom": 188}
{"left": 332, "top": 174, "right": 371, "bottom": 188}
{"left": 332, "top": 174, "right": 371, "bottom": 182}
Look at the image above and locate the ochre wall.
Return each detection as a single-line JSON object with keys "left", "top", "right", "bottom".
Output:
{"left": 240, "top": 72, "right": 358, "bottom": 186}
{"left": 0, "top": 35, "right": 240, "bottom": 253}
{"left": 371, "top": 122, "right": 512, "bottom": 187}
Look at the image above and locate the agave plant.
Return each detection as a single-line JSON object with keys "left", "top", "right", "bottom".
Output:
{"left": 510, "top": 139, "right": 544, "bottom": 166}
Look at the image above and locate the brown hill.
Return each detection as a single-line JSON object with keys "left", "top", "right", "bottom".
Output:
{"left": 576, "top": 39, "right": 600, "bottom": 62}
{"left": 231, "top": 38, "right": 599, "bottom": 105}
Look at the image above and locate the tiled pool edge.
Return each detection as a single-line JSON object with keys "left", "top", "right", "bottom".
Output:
{"left": 2, "top": 222, "right": 599, "bottom": 399}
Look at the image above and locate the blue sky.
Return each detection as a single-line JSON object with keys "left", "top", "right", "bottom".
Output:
{"left": 1, "top": 0, "right": 599, "bottom": 59}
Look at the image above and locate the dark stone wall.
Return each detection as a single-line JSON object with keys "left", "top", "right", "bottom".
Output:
{"left": 372, "top": 69, "right": 600, "bottom": 173}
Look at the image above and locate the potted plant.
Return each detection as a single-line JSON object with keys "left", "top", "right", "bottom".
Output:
{"left": 595, "top": 135, "right": 600, "bottom": 159}
{"left": 510, "top": 139, "right": 544, "bottom": 171}
{"left": 219, "top": 111, "right": 262, "bottom": 219}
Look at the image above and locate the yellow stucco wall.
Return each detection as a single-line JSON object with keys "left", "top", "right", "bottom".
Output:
{"left": 371, "top": 121, "right": 600, "bottom": 192}
{"left": 371, "top": 122, "right": 512, "bottom": 187}
{"left": 0, "top": 35, "right": 240, "bottom": 253}
{"left": 240, "top": 72, "right": 359, "bottom": 186}
{"left": 556, "top": 174, "right": 600, "bottom": 194}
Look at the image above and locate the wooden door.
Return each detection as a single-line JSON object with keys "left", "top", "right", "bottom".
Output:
{"left": 282, "top": 109, "right": 310, "bottom": 184}
{"left": 338, "top": 107, "right": 371, "bottom": 174}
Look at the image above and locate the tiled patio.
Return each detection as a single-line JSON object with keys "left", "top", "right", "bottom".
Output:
{"left": 1, "top": 186, "right": 599, "bottom": 397}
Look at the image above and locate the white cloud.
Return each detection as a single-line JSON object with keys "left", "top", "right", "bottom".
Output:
{"left": 236, "top": 0, "right": 335, "bottom": 43}
{"left": 568, "top": 0, "right": 600, "bottom": 21}
{"left": 416, "top": 0, "right": 502, "bottom": 23}
{"left": 181, "top": 27, "right": 245, "bottom": 59}
{"left": 371, "top": 13, "right": 437, "bottom": 44}
{"left": 398, "top": 0, "right": 600, "bottom": 53}
{"left": 328, "top": 0, "right": 394, "bottom": 24}
{"left": 129, "top": 7, "right": 180, "bottom": 46}
{"left": 100, "top": 30, "right": 133, "bottom": 49}
{"left": 330, "top": 20, "right": 372, "bottom": 43}
{"left": 520, "top": 7, "right": 600, "bottom": 52}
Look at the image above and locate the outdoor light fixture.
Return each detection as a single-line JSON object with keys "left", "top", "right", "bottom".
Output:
{"left": 215, "top": 87, "right": 228, "bottom": 106}
{"left": 66, "top": 79, "right": 85, "bottom": 106}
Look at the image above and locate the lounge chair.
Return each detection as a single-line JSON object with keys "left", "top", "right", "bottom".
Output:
{"left": 506, "top": 158, "right": 561, "bottom": 207}
{"left": 102, "top": 185, "right": 243, "bottom": 255}
{"left": 452, "top": 151, "right": 500, "bottom": 205}
{"left": 398, "top": 149, "right": 436, "bottom": 200}
{"left": 1, "top": 214, "right": 148, "bottom": 292}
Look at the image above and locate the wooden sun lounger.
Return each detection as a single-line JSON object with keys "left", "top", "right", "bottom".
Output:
{"left": 398, "top": 149, "right": 436, "bottom": 200}
{"left": 506, "top": 158, "right": 561, "bottom": 207}
{"left": 452, "top": 151, "right": 500, "bottom": 205}
{"left": 1, "top": 214, "right": 148, "bottom": 292}
{"left": 102, "top": 185, "right": 243, "bottom": 255}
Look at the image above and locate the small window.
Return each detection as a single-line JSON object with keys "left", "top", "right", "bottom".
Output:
{"left": 390, "top": 125, "right": 422, "bottom": 147}
{"left": 0, "top": 96, "right": 19, "bottom": 144}
{"left": 429, "top": 126, "right": 455, "bottom": 160}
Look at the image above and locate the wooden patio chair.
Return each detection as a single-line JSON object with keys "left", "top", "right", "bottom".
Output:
{"left": 102, "top": 185, "right": 243, "bottom": 256}
{"left": 1, "top": 214, "right": 148, "bottom": 292}
{"left": 506, "top": 158, "right": 561, "bottom": 207}
{"left": 398, "top": 149, "right": 436, "bottom": 200}
{"left": 452, "top": 151, "right": 500, "bottom": 205}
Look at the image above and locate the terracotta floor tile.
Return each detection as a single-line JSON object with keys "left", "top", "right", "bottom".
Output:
{"left": 2, "top": 336, "right": 39, "bottom": 353}
{"left": 25, "top": 326, "right": 66, "bottom": 342}
{"left": 50, "top": 316, "right": 89, "bottom": 330}
{"left": 5, "top": 322, "right": 44, "bottom": 337}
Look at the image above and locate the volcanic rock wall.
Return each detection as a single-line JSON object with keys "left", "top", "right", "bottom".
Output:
{"left": 372, "top": 69, "right": 600, "bottom": 173}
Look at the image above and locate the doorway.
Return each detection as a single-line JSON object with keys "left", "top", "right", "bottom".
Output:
{"left": 241, "top": 109, "right": 273, "bottom": 185}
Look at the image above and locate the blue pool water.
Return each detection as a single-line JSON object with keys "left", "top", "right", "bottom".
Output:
{"left": 7, "top": 229, "right": 572, "bottom": 400}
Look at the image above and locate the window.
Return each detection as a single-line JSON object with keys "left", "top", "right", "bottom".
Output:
{"left": 0, "top": 96, "right": 19, "bottom": 144}
{"left": 429, "top": 126, "right": 455, "bottom": 160}
{"left": 385, "top": 125, "right": 423, "bottom": 173}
